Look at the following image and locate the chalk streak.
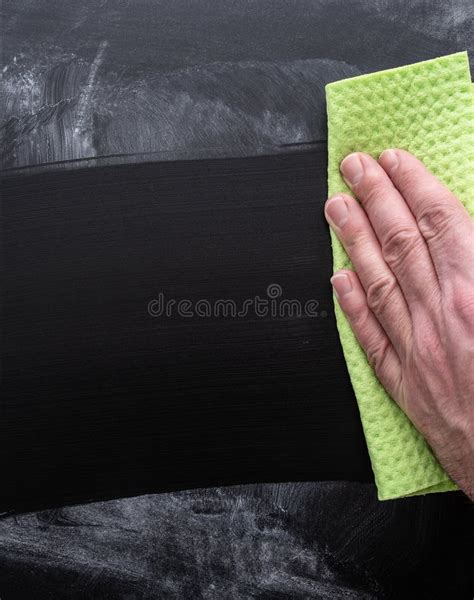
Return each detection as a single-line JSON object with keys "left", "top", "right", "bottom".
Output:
{"left": 74, "top": 40, "right": 108, "bottom": 135}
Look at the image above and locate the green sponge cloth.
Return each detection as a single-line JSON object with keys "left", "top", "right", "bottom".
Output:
{"left": 326, "top": 52, "right": 473, "bottom": 500}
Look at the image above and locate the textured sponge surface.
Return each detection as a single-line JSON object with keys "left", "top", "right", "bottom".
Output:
{"left": 326, "top": 52, "right": 473, "bottom": 500}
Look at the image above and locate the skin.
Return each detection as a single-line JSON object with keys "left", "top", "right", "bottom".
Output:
{"left": 325, "top": 149, "right": 474, "bottom": 500}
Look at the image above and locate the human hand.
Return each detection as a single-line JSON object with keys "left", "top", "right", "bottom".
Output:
{"left": 325, "top": 149, "right": 474, "bottom": 500}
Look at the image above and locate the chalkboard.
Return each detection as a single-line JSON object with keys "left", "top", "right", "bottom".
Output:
{"left": 1, "top": 1, "right": 473, "bottom": 598}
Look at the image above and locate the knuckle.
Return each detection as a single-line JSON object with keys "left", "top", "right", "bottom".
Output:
{"left": 382, "top": 225, "right": 422, "bottom": 268}
{"left": 366, "top": 274, "right": 398, "bottom": 315}
{"left": 395, "top": 164, "right": 420, "bottom": 194}
{"left": 344, "top": 226, "right": 371, "bottom": 250}
{"left": 418, "top": 201, "right": 459, "bottom": 242}
{"left": 357, "top": 170, "right": 387, "bottom": 207}
{"left": 365, "top": 336, "right": 391, "bottom": 375}
{"left": 350, "top": 305, "right": 372, "bottom": 328}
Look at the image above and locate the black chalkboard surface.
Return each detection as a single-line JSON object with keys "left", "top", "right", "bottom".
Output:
{"left": 2, "top": 148, "right": 373, "bottom": 513}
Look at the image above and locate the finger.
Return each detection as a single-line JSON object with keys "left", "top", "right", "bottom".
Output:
{"left": 339, "top": 152, "right": 439, "bottom": 309}
{"left": 378, "top": 148, "right": 474, "bottom": 282}
{"left": 331, "top": 270, "right": 402, "bottom": 398}
{"left": 325, "top": 193, "right": 412, "bottom": 354}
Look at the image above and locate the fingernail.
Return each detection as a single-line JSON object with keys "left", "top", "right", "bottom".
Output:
{"left": 379, "top": 149, "right": 399, "bottom": 172}
{"left": 340, "top": 153, "right": 363, "bottom": 186}
{"left": 325, "top": 195, "right": 349, "bottom": 227}
{"left": 331, "top": 273, "right": 353, "bottom": 298}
